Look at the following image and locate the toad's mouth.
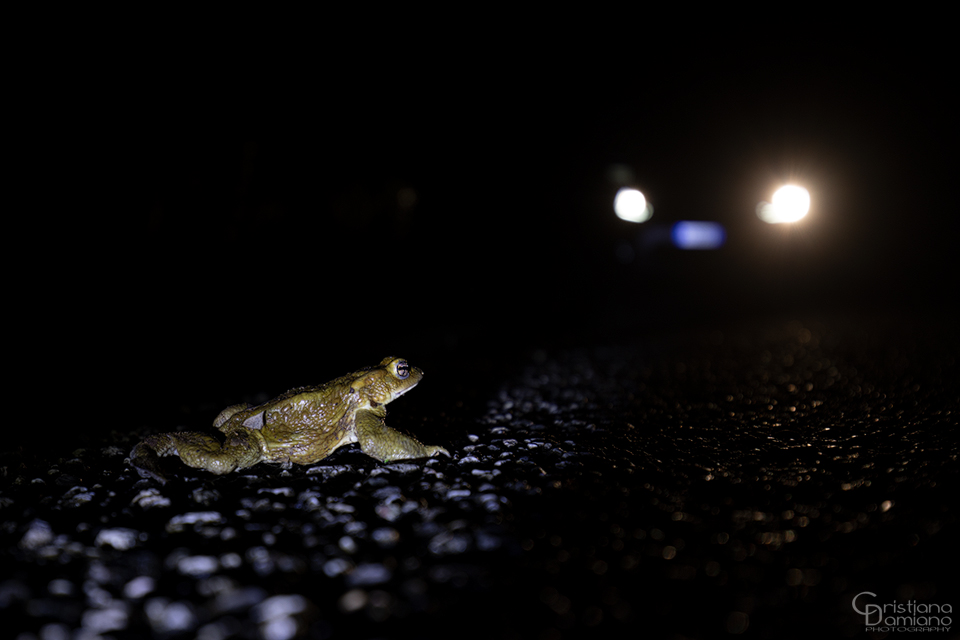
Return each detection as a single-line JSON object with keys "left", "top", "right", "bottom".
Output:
{"left": 391, "top": 381, "right": 419, "bottom": 400}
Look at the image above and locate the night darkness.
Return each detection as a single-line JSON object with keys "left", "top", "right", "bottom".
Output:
{"left": 52, "top": 36, "right": 953, "bottom": 435}
{"left": 6, "top": 27, "right": 959, "bottom": 639}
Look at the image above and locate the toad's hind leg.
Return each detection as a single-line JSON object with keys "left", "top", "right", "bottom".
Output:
{"left": 130, "top": 430, "right": 261, "bottom": 483}
{"left": 355, "top": 409, "right": 450, "bottom": 463}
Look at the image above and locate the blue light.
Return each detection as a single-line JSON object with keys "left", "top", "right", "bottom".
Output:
{"left": 671, "top": 221, "right": 726, "bottom": 250}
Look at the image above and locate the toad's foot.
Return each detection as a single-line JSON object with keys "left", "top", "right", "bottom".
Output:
{"left": 356, "top": 410, "right": 450, "bottom": 463}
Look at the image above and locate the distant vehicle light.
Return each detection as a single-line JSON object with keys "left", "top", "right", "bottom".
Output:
{"left": 757, "top": 185, "right": 810, "bottom": 223}
{"left": 614, "top": 187, "right": 653, "bottom": 223}
{"left": 671, "top": 221, "right": 726, "bottom": 250}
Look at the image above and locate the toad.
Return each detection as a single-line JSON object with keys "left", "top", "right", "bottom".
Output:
{"left": 130, "top": 357, "right": 448, "bottom": 483}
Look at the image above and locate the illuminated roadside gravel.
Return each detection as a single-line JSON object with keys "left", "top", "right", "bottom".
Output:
{"left": 2, "top": 316, "right": 957, "bottom": 639}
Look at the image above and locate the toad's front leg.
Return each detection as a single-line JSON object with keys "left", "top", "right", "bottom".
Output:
{"left": 355, "top": 408, "right": 450, "bottom": 463}
{"left": 130, "top": 430, "right": 263, "bottom": 483}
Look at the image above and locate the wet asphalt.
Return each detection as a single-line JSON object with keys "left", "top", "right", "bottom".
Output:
{"left": 2, "top": 314, "right": 958, "bottom": 639}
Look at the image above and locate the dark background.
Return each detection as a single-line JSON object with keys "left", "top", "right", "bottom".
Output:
{"left": 6, "top": 25, "right": 956, "bottom": 639}
{"left": 25, "top": 29, "right": 956, "bottom": 446}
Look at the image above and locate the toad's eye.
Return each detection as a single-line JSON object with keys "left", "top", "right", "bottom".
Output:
{"left": 395, "top": 360, "right": 410, "bottom": 379}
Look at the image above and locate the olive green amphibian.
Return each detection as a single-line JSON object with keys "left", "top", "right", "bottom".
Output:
{"left": 130, "top": 357, "right": 449, "bottom": 483}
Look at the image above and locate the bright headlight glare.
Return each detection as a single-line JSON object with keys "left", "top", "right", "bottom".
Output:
{"left": 757, "top": 185, "right": 810, "bottom": 223}
{"left": 614, "top": 187, "right": 652, "bottom": 223}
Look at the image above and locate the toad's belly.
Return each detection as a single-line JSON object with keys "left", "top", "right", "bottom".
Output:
{"left": 263, "top": 428, "right": 358, "bottom": 465}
